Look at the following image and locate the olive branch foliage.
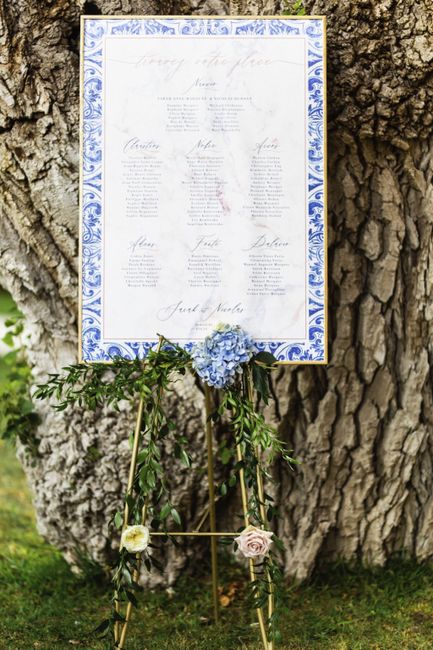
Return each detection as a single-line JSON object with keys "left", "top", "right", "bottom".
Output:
{"left": 219, "top": 378, "right": 296, "bottom": 642}
{"left": 0, "top": 313, "right": 40, "bottom": 455}
{"left": 34, "top": 338, "right": 297, "bottom": 647}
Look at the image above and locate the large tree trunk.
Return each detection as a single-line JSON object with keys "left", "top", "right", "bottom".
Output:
{"left": 0, "top": 0, "right": 432, "bottom": 583}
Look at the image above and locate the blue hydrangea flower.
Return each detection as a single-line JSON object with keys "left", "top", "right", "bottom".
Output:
{"left": 191, "top": 324, "right": 256, "bottom": 389}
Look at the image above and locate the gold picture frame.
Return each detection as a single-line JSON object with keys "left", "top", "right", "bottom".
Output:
{"left": 78, "top": 15, "right": 328, "bottom": 365}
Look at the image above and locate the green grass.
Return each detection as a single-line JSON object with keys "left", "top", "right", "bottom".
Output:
{"left": 1, "top": 441, "right": 433, "bottom": 650}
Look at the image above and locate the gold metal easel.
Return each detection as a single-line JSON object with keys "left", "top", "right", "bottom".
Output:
{"left": 115, "top": 355, "right": 274, "bottom": 649}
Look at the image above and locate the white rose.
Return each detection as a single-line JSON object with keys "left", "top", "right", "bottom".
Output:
{"left": 235, "top": 525, "right": 273, "bottom": 558}
{"left": 120, "top": 525, "right": 150, "bottom": 553}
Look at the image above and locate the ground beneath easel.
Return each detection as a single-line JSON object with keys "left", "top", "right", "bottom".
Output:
{"left": 1, "top": 439, "right": 432, "bottom": 650}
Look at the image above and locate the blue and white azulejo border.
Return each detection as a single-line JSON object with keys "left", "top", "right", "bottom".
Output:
{"left": 80, "top": 16, "right": 326, "bottom": 363}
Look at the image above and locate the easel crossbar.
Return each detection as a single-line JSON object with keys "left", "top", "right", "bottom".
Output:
{"left": 150, "top": 532, "right": 237, "bottom": 537}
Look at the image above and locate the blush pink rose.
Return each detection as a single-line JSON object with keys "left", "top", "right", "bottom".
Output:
{"left": 235, "top": 525, "right": 273, "bottom": 558}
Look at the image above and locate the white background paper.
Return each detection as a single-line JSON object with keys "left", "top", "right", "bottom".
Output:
{"left": 102, "top": 35, "right": 307, "bottom": 341}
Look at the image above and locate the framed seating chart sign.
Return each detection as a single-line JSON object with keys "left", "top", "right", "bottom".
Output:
{"left": 79, "top": 15, "right": 327, "bottom": 364}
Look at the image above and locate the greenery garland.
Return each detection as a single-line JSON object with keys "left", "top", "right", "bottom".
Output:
{"left": 35, "top": 330, "right": 297, "bottom": 648}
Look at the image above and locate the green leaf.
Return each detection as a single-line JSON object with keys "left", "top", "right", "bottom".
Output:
{"left": 228, "top": 474, "right": 237, "bottom": 487}
{"left": 2, "top": 332, "right": 14, "bottom": 348}
{"left": 180, "top": 449, "right": 191, "bottom": 468}
{"left": 150, "top": 556, "right": 164, "bottom": 572}
{"left": 159, "top": 424, "right": 169, "bottom": 437}
{"left": 254, "top": 351, "right": 277, "bottom": 366}
{"left": 160, "top": 503, "right": 171, "bottom": 520}
{"left": 92, "top": 618, "right": 110, "bottom": 636}
{"left": 271, "top": 629, "right": 282, "bottom": 643}
{"left": 111, "top": 610, "right": 126, "bottom": 623}
{"left": 137, "top": 449, "right": 148, "bottom": 463}
{"left": 4, "top": 316, "right": 20, "bottom": 328}
{"left": 272, "top": 535, "right": 285, "bottom": 551}
{"left": 171, "top": 507, "right": 181, "bottom": 526}
{"left": 122, "top": 566, "right": 133, "bottom": 585}
{"left": 114, "top": 511, "right": 123, "bottom": 529}
{"left": 125, "top": 590, "right": 139, "bottom": 608}
{"left": 220, "top": 447, "right": 232, "bottom": 465}
{"left": 252, "top": 362, "right": 270, "bottom": 405}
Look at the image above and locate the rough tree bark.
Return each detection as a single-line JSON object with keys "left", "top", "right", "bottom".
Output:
{"left": 0, "top": 0, "right": 432, "bottom": 583}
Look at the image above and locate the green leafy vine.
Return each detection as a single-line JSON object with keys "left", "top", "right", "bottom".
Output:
{"left": 35, "top": 338, "right": 297, "bottom": 648}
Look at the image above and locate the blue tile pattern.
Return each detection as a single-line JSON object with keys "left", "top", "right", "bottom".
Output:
{"left": 81, "top": 18, "right": 326, "bottom": 362}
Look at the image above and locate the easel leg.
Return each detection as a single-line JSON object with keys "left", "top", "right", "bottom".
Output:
{"left": 204, "top": 384, "right": 219, "bottom": 623}
{"left": 116, "top": 337, "right": 164, "bottom": 649}
{"left": 114, "top": 395, "right": 144, "bottom": 644}
{"left": 256, "top": 446, "right": 275, "bottom": 650}
{"left": 117, "top": 498, "right": 149, "bottom": 649}
{"left": 236, "top": 441, "right": 270, "bottom": 649}
{"left": 246, "top": 371, "right": 275, "bottom": 650}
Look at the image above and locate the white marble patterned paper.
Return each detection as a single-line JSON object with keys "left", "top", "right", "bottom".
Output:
{"left": 81, "top": 17, "right": 326, "bottom": 362}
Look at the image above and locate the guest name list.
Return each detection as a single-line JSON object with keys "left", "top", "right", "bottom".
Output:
{"left": 103, "top": 35, "right": 307, "bottom": 340}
